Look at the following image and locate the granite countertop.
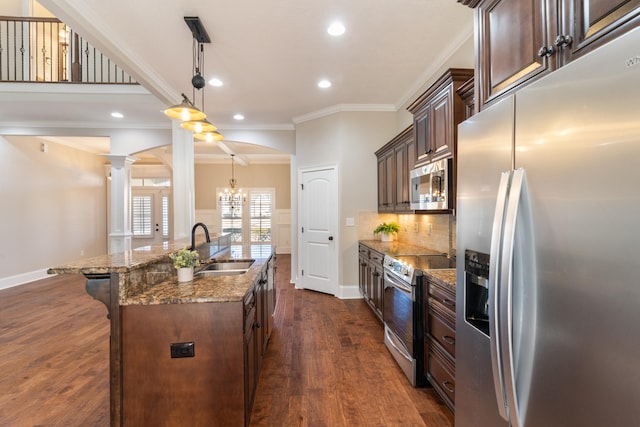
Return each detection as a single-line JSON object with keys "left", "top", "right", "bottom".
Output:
{"left": 359, "top": 240, "right": 448, "bottom": 257}
{"left": 46, "top": 235, "right": 225, "bottom": 276}
{"left": 48, "top": 232, "right": 274, "bottom": 305}
{"left": 359, "top": 239, "right": 456, "bottom": 290}
{"left": 424, "top": 269, "right": 456, "bottom": 292}
{"left": 123, "top": 244, "right": 274, "bottom": 306}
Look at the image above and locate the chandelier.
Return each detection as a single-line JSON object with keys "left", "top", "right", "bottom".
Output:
{"left": 219, "top": 154, "right": 246, "bottom": 206}
{"left": 163, "top": 17, "right": 223, "bottom": 142}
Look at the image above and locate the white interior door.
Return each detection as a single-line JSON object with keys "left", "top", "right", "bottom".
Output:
{"left": 298, "top": 166, "right": 338, "bottom": 295}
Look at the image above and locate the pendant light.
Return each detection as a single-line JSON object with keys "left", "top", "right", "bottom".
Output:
{"left": 164, "top": 16, "right": 220, "bottom": 137}
{"left": 164, "top": 93, "right": 205, "bottom": 121}
{"left": 194, "top": 129, "right": 224, "bottom": 142}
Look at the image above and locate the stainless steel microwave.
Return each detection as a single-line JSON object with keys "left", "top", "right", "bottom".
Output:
{"left": 410, "top": 158, "right": 452, "bottom": 211}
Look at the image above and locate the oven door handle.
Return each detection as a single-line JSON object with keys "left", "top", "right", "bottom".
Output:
{"left": 384, "top": 327, "right": 412, "bottom": 362}
{"left": 383, "top": 270, "right": 413, "bottom": 294}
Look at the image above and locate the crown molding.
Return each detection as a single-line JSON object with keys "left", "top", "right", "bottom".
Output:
{"left": 292, "top": 103, "right": 396, "bottom": 124}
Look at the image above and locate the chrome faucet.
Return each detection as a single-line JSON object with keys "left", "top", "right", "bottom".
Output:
{"left": 191, "top": 222, "right": 210, "bottom": 250}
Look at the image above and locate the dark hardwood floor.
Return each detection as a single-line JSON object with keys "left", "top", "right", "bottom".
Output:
{"left": 0, "top": 255, "right": 453, "bottom": 426}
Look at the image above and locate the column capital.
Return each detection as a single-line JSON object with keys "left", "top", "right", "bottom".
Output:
{"left": 103, "top": 155, "right": 138, "bottom": 169}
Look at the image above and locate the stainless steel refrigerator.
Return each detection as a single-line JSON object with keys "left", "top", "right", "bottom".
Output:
{"left": 456, "top": 26, "right": 640, "bottom": 427}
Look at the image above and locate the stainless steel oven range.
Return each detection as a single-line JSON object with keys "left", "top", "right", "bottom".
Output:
{"left": 382, "top": 253, "right": 453, "bottom": 386}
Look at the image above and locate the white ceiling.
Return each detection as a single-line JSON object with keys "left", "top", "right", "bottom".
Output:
{"left": 3, "top": 0, "right": 474, "bottom": 163}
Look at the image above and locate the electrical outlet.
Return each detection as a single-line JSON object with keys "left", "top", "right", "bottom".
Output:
{"left": 170, "top": 342, "right": 195, "bottom": 358}
{"left": 413, "top": 223, "right": 419, "bottom": 233}
{"left": 427, "top": 223, "right": 432, "bottom": 236}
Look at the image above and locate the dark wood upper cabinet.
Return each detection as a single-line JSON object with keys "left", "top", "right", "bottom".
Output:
{"left": 457, "top": 76, "right": 475, "bottom": 120}
{"left": 407, "top": 68, "right": 474, "bottom": 168}
{"left": 375, "top": 126, "right": 414, "bottom": 213}
{"left": 564, "top": 0, "right": 640, "bottom": 62}
{"left": 462, "top": 0, "right": 640, "bottom": 109}
{"left": 475, "top": 0, "right": 558, "bottom": 107}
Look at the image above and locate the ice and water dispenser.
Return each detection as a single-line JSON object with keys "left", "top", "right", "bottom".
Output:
{"left": 464, "top": 249, "right": 491, "bottom": 336}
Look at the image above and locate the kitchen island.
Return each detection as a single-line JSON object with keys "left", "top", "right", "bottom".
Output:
{"left": 48, "top": 235, "right": 276, "bottom": 427}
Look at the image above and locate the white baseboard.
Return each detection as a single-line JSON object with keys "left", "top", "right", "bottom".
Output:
{"left": 0, "top": 269, "right": 53, "bottom": 290}
{"left": 338, "top": 285, "right": 363, "bottom": 300}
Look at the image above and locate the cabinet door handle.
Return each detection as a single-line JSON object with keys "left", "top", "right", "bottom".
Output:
{"left": 538, "top": 45, "right": 555, "bottom": 57}
{"left": 442, "top": 298, "right": 455, "bottom": 307}
{"left": 442, "top": 335, "right": 455, "bottom": 345}
{"left": 442, "top": 380, "right": 455, "bottom": 393}
{"left": 554, "top": 34, "right": 573, "bottom": 48}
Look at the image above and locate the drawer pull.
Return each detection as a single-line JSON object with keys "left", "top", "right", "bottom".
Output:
{"left": 442, "top": 335, "right": 455, "bottom": 345}
{"left": 442, "top": 380, "right": 455, "bottom": 393}
{"left": 442, "top": 298, "right": 455, "bottom": 306}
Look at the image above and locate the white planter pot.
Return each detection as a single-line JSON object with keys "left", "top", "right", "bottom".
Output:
{"left": 177, "top": 267, "right": 194, "bottom": 282}
{"left": 381, "top": 232, "right": 394, "bottom": 242}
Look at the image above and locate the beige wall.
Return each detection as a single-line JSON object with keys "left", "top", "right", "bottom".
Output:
{"left": 0, "top": 136, "right": 108, "bottom": 287}
{"left": 194, "top": 163, "right": 291, "bottom": 210}
{"left": 295, "top": 111, "right": 398, "bottom": 293}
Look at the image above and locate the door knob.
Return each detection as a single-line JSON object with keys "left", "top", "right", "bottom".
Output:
{"left": 328, "top": 236, "right": 334, "bottom": 241}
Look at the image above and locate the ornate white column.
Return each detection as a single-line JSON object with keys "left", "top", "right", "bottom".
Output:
{"left": 104, "top": 155, "right": 137, "bottom": 254}
{"left": 171, "top": 121, "right": 196, "bottom": 241}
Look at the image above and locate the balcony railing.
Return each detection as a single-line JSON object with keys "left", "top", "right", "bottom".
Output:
{"left": 0, "top": 16, "right": 136, "bottom": 84}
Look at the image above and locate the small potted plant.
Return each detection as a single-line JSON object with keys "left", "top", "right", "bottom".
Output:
{"left": 373, "top": 221, "right": 400, "bottom": 242}
{"left": 170, "top": 247, "right": 201, "bottom": 282}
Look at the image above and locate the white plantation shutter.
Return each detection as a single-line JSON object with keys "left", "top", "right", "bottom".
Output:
{"left": 250, "top": 191, "right": 272, "bottom": 243}
{"left": 162, "top": 195, "right": 170, "bottom": 237}
{"left": 132, "top": 195, "right": 152, "bottom": 236}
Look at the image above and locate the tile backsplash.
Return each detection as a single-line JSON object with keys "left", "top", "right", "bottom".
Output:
{"left": 358, "top": 211, "right": 456, "bottom": 256}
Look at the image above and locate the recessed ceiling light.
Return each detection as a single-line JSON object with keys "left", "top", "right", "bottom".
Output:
{"left": 318, "top": 79, "right": 332, "bottom": 89}
{"left": 234, "top": 114, "right": 245, "bottom": 120}
{"left": 209, "top": 78, "right": 223, "bottom": 87}
{"left": 327, "top": 21, "right": 345, "bottom": 36}
{"left": 111, "top": 112, "right": 124, "bottom": 118}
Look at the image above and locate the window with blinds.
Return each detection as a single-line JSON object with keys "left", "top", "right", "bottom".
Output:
{"left": 162, "top": 195, "right": 170, "bottom": 237}
{"left": 250, "top": 192, "right": 272, "bottom": 243}
{"left": 132, "top": 195, "right": 152, "bottom": 236}
{"left": 220, "top": 197, "right": 244, "bottom": 243}
{"left": 219, "top": 189, "right": 274, "bottom": 244}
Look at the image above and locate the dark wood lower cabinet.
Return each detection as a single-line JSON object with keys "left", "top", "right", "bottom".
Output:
{"left": 358, "top": 243, "right": 384, "bottom": 321}
{"left": 120, "top": 259, "right": 274, "bottom": 427}
{"left": 424, "top": 275, "right": 456, "bottom": 412}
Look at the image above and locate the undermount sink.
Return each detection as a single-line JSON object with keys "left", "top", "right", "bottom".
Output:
{"left": 195, "top": 260, "right": 255, "bottom": 277}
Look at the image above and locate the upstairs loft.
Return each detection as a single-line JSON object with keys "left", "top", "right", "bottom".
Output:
{"left": 0, "top": 16, "right": 135, "bottom": 84}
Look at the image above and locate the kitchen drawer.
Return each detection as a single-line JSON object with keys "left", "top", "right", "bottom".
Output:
{"left": 358, "top": 245, "right": 369, "bottom": 257}
{"left": 428, "top": 345, "right": 455, "bottom": 410}
{"left": 369, "top": 249, "right": 384, "bottom": 265}
{"left": 428, "top": 310, "right": 455, "bottom": 357}
{"left": 428, "top": 283, "right": 455, "bottom": 314}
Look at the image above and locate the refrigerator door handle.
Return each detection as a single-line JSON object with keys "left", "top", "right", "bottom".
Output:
{"left": 488, "top": 171, "right": 512, "bottom": 422}
{"left": 500, "top": 168, "right": 527, "bottom": 427}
